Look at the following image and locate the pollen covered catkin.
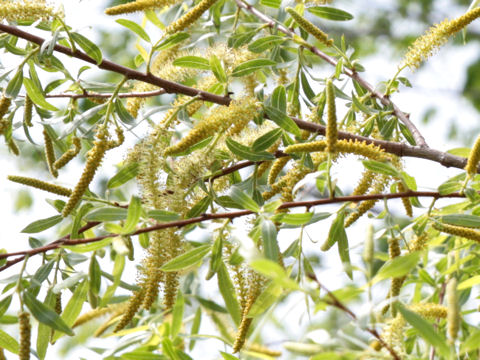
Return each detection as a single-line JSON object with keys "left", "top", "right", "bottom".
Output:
{"left": 285, "top": 7, "right": 333, "bottom": 47}
{"left": 433, "top": 222, "right": 480, "bottom": 242}
{"left": 325, "top": 79, "right": 337, "bottom": 153}
{"left": 164, "top": 0, "right": 218, "bottom": 35}
{"left": 24, "top": 96, "right": 33, "bottom": 127}
{"left": 7, "top": 175, "right": 72, "bottom": 197}
{"left": 61, "top": 127, "right": 109, "bottom": 217}
{"left": 0, "top": 96, "right": 12, "bottom": 119}
{"left": 465, "top": 133, "right": 480, "bottom": 176}
{"left": 43, "top": 128, "right": 58, "bottom": 178}
{"left": 105, "top": 0, "right": 180, "bottom": 15}
{"left": 54, "top": 137, "right": 81, "bottom": 170}
{"left": 18, "top": 311, "right": 31, "bottom": 360}
{"left": 446, "top": 277, "right": 460, "bottom": 343}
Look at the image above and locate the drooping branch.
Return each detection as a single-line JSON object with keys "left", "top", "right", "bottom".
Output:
{"left": 233, "top": 0, "right": 428, "bottom": 148}
{"left": 307, "top": 272, "right": 401, "bottom": 360}
{"left": 0, "top": 190, "right": 467, "bottom": 271}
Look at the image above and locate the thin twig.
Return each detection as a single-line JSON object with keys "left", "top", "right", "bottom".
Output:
{"left": 307, "top": 272, "right": 401, "bottom": 360}
{"left": 0, "top": 190, "right": 466, "bottom": 271}
{"left": 234, "top": 0, "right": 428, "bottom": 148}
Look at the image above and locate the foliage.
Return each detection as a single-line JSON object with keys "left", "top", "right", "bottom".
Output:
{"left": 1, "top": 0, "right": 480, "bottom": 359}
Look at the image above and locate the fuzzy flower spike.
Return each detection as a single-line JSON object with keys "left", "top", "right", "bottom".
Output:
{"left": 403, "top": 7, "right": 480, "bottom": 70}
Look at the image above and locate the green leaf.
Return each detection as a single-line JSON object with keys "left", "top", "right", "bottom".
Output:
{"left": 271, "top": 212, "right": 313, "bottom": 225}
{"left": 372, "top": 252, "right": 421, "bottom": 285}
{"left": 173, "top": 55, "right": 210, "bottom": 70}
{"left": 271, "top": 85, "right": 287, "bottom": 113}
{"left": 230, "top": 186, "right": 260, "bottom": 212}
{"left": 252, "top": 128, "right": 283, "bottom": 152}
{"left": 351, "top": 94, "right": 372, "bottom": 114}
{"left": 458, "top": 274, "right": 480, "bottom": 290}
{"left": 321, "top": 212, "right": 345, "bottom": 251}
{"left": 62, "top": 237, "right": 112, "bottom": 253}
{"left": 225, "top": 137, "right": 275, "bottom": 161}
{"left": 115, "top": 99, "right": 135, "bottom": 125}
{"left": 21, "top": 215, "right": 63, "bottom": 233}
{"left": 189, "top": 307, "right": 201, "bottom": 351}
{"left": 116, "top": 19, "right": 151, "bottom": 42}
{"left": 5, "top": 70, "right": 23, "bottom": 98}
{"left": 71, "top": 32, "right": 102, "bottom": 65}
{"left": 186, "top": 196, "right": 212, "bottom": 218}
{"left": 337, "top": 217, "right": 352, "bottom": 279}
{"left": 107, "top": 162, "right": 139, "bottom": 189}
{"left": 262, "top": 218, "right": 279, "bottom": 261}
{"left": 259, "top": 0, "right": 281, "bottom": 8}
{"left": 362, "top": 160, "right": 400, "bottom": 177}
{"left": 264, "top": 106, "right": 301, "bottom": 137}
{"left": 85, "top": 208, "right": 128, "bottom": 221}
{"left": 154, "top": 32, "right": 190, "bottom": 51}
{"left": 248, "top": 35, "right": 285, "bottom": 53}
{"left": 217, "top": 263, "right": 242, "bottom": 325}
{"left": 23, "top": 291, "right": 74, "bottom": 336}
{"left": 0, "top": 329, "right": 18, "bottom": 354}
{"left": 231, "top": 59, "right": 276, "bottom": 77}
{"left": 220, "top": 352, "right": 239, "bottom": 360}
{"left": 307, "top": 6, "right": 354, "bottom": 21}
{"left": 148, "top": 209, "right": 181, "bottom": 222}
{"left": 0, "top": 295, "right": 12, "bottom": 318}
{"left": 447, "top": 147, "right": 471, "bottom": 157}
{"left": 23, "top": 77, "right": 58, "bottom": 111}
{"left": 399, "top": 123, "right": 416, "bottom": 145}
{"left": 460, "top": 329, "right": 480, "bottom": 354}
{"left": 210, "top": 54, "right": 227, "bottom": 83}
{"left": 52, "top": 281, "right": 88, "bottom": 341}
{"left": 215, "top": 196, "right": 245, "bottom": 209}
{"left": 171, "top": 291, "right": 184, "bottom": 339}
{"left": 206, "top": 234, "right": 223, "bottom": 280}
{"left": 250, "top": 259, "right": 299, "bottom": 290}
{"left": 100, "top": 254, "right": 125, "bottom": 306}
{"left": 441, "top": 214, "right": 480, "bottom": 228}
{"left": 161, "top": 244, "right": 211, "bottom": 272}
{"left": 122, "top": 196, "right": 142, "bottom": 234}
{"left": 396, "top": 303, "right": 450, "bottom": 357}
{"left": 248, "top": 281, "right": 283, "bottom": 317}
{"left": 36, "top": 291, "right": 54, "bottom": 359}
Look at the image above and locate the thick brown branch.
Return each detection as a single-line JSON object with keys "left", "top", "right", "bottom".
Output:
{"left": 0, "top": 191, "right": 465, "bottom": 271}
{"left": 0, "top": 24, "right": 230, "bottom": 105}
{"left": 45, "top": 89, "right": 167, "bottom": 99}
{"left": 234, "top": 0, "right": 427, "bottom": 148}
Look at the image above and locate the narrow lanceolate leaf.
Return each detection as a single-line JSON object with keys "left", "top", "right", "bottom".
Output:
{"left": 396, "top": 303, "right": 450, "bottom": 357}
{"left": 441, "top": 214, "right": 480, "bottom": 228}
{"left": 85, "top": 207, "right": 128, "bottom": 222}
{"left": 270, "top": 85, "right": 287, "bottom": 113}
{"left": 264, "top": 106, "right": 301, "bottom": 137}
{"left": 248, "top": 282, "right": 283, "bottom": 317}
{"left": 147, "top": 209, "right": 181, "bottom": 222}
{"left": 210, "top": 54, "right": 227, "bottom": 83}
{"left": 262, "top": 218, "right": 279, "bottom": 261}
{"left": 259, "top": 0, "right": 281, "bottom": 8}
{"left": 252, "top": 128, "right": 283, "bottom": 152}
{"left": 231, "top": 58, "right": 276, "bottom": 77}
{"left": 171, "top": 291, "right": 184, "bottom": 339}
{"left": 362, "top": 160, "right": 400, "bottom": 177}
{"left": 0, "top": 329, "right": 18, "bottom": 354}
{"left": 217, "top": 263, "right": 241, "bottom": 326}
{"left": 372, "top": 251, "right": 421, "bottom": 285}
{"left": 271, "top": 212, "right": 314, "bottom": 225}
{"left": 37, "top": 291, "right": 54, "bottom": 360}
{"left": 161, "top": 244, "right": 211, "bottom": 272}
{"left": 230, "top": 186, "right": 260, "bottom": 212}
{"left": 248, "top": 35, "right": 285, "bottom": 53}
{"left": 100, "top": 254, "right": 125, "bottom": 306}
{"left": 307, "top": 6, "right": 354, "bottom": 21}
{"left": 321, "top": 212, "right": 345, "bottom": 251}
{"left": 23, "top": 291, "right": 74, "bottom": 336}
{"left": 154, "top": 32, "right": 190, "bottom": 51}
{"left": 189, "top": 307, "right": 202, "bottom": 351}
{"left": 52, "top": 280, "right": 88, "bottom": 341}
{"left": 458, "top": 274, "right": 480, "bottom": 290}
{"left": 5, "top": 70, "right": 23, "bottom": 98}
{"left": 337, "top": 219, "right": 352, "bottom": 279}
{"left": 71, "top": 32, "right": 103, "bottom": 65}
{"left": 122, "top": 196, "right": 142, "bottom": 234}
{"left": 115, "top": 99, "right": 135, "bottom": 125}
{"left": 173, "top": 55, "right": 210, "bottom": 70}
{"left": 23, "top": 77, "right": 58, "bottom": 111}
{"left": 116, "top": 19, "right": 151, "bottom": 42}
{"left": 21, "top": 215, "right": 63, "bottom": 233}
{"left": 107, "top": 162, "right": 139, "bottom": 189}
{"left": 0, "top": 295, "right": 12, "bottom": 318}
{"left": 225, "top": 137, "right": 275, "bottom": 161}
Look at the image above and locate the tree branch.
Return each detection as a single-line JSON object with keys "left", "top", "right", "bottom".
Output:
{"left": 234, "top": 0, "right": 428, "bottom": 148}
{"left": 307, "top": 272, "right": 401, "bottom": 360}
{"left": 45, "top": 89, "right": 167, "bottom": 99}
{"left": 0, "top": 190, "right": 465, "bottom": 271}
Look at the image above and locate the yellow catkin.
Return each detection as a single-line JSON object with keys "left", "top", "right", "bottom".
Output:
{"left": 0, "top": 96, "right": 12, "bottom": 119}
{"left": 433, "top": 222, "right": 480, "bottom": 242}
{"left": 55, "top": 293, "right": 62, "bottom": 314}
{"left": 43, "top": 128, "right": 58, "bottom": 178}
{"left": 256, "top": 141, "right": 281, "bottom": 179}
{"left": 164, "top": 97, "right": 259, "bottom": 156}
{"left": 164, "top": 0, "right": 218, "bottom": 34}
{"left": 61, "top": 128, "right": 109, "bottom": 217}
{"left": 397, "top": 182, "right": 413, "bottom": 217}
{"left": 8, "top": 139, "right": 19, "bottom": 155}
{"left": 345, "top": 174, "right": 390, "bottom": 228}
{"left": 54, "top": 137, "right": 81, "bottom": 170}
{"left": 247, "top": 343, "right": 282, "bottom": 357}
{"left": 446, "top": 277, "right": 460, "bottom": 343}
{"left": 18, "top": 311, "right": 31, "bottom": 360}
{"left": 285, "top": 7, "right": 333, "bottom": 47}
{"left": 465, "top": 133, "right": 480, "bottom": 176}
{"left": 105, "top": 0, "right": 179, "bottom": 15}
{"left": 284, "top": 140, "right": 327, "bottom": 154}
{"left": 352, "top": 170, "right": 376, "bottom": 199}
{"left": 403, "top": 7, "right": 480, "bottom": 70}
{"left": 73, "top": 303, "right": 127, "bottom": 328}
{"left": 0, "top": 0, "right": 62, "bottom": 22}
{"left": 7, "top": 175, "right": 72, "bottom": 197}
{"left": 268, "top": 156, "right": 290, "bottom": 185}
{"left": 114, "top": 290, "right": 145, "bottom": 332}
{"left": 325, "top": 79, "right": 337, "bottom": 153}
{"left": 335, "top": 139, "right": 388, "bottom": 161}
{"left": 24, "top": 96, "right": 33, "bottom": 127}
{"left": 384, "top": 238, "right": 405, "bottom": 316}
{"left": 0, "top": 119, "right": 9, "bottom": 136}
{"left": 410, "top": 233, "right": 428, "bottom": 252}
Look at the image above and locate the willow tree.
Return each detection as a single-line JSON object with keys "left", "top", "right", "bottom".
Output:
{"left": 1, "top": 0, "right": 480, "bottom": 359}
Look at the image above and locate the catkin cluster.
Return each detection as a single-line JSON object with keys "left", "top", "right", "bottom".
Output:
{"left": 286, "top": 7, "right": 333, "bottom": 47}
{"left": 105, "top": 0, "right": 180, "bottom": 15}
{"left": 0, "top": 0, "right": 63, "bottom": 22}
{"left": 164, "top": 0, "right": 218, "bottom": 34}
